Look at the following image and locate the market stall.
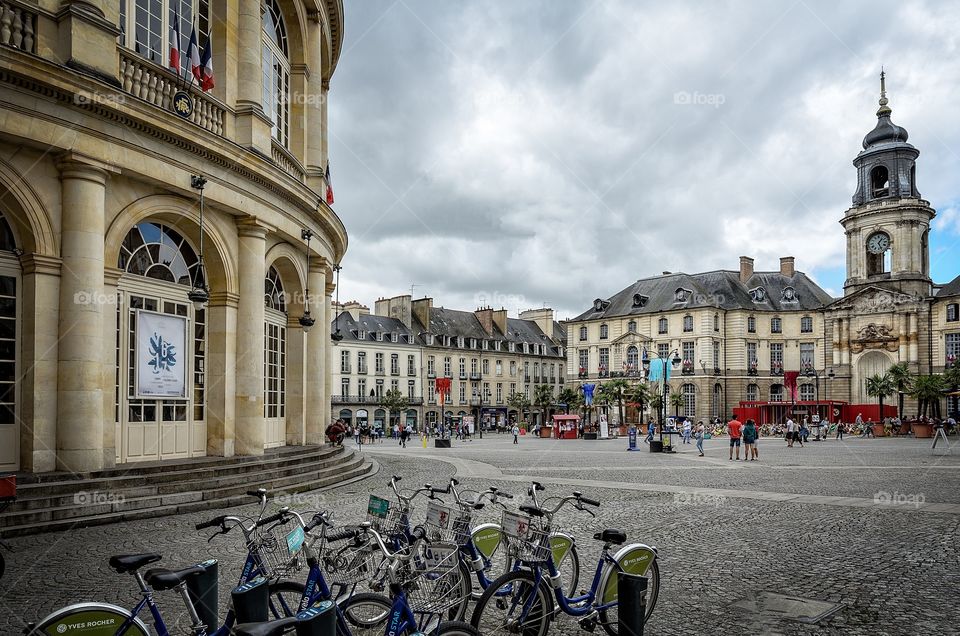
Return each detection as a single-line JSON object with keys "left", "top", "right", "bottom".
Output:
{"left": 551, "top": 414, "right": 580, "bottom": 439}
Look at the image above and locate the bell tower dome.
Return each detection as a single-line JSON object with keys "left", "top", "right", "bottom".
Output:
{"left": 842, "top": 72, "right": 935, "bottom": 297}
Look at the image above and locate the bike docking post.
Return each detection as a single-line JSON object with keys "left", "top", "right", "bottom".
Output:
{"left": 617, "top": 572, "right": 647, "bottom": 635}
{"left": 627, "top": 425, "right": 639, "bottom": 451}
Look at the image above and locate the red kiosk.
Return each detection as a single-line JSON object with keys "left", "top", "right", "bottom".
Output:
{"left": 551, "top": 414, "right": 580, "bottom": 439}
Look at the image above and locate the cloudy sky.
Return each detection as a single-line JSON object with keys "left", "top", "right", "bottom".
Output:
{"left": 327, "top": 0, "right": 960, "bottom": 320}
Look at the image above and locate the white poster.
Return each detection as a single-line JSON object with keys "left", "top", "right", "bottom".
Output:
{"left": 136, "top": 310, "right": 187, "bottom": 398}
{"left": 599, "top": 413, "right": 609, "bottom": 439}
{"left": 464, "top": 416, "right": 475, "bottom": 435}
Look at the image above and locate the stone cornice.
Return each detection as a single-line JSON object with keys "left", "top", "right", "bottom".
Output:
{"left": 103, "top": 266, "right": 124, "bottom": 286}
{"left": 236, "top": 216, "right": 276, "bottom": 238}
{"left": 209, "top": 291, "right": 241, "bottom": 308}
{"left": 20, "top": 253, "right": 61, "bottom": 276}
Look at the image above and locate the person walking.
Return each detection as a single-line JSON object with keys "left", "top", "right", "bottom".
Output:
{"left": 743, "top": 419, "right": 758, "bottom": 460}
{"left": 682, "top": 418, "right": 692, "bottom": 444}
{"left": 645, "top": 420, "right": 655, "bottom": 444}
{"left": 728, "top": 416, "right": 743, "bottom": 460}
{"left": 785, "top": 418, "right": 796, "bottom": 447}
{"left": 512, "top": 424, "right": 520, "bottom": 444}
{"left": 797, "top": 420, "right": 807, "bottom": 447}
{"left": 695, "top": 420, "right": 705, "bottom": 457}
{"left": 856, "top": 412, "right": 871, "bottom": 438}
{"left": 836, "top": 420, "right": 845, "bottom": 440}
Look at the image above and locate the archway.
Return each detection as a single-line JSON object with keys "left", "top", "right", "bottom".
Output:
{"left": 856, "top": 350, "right": 894, "bottom": 402}
{"left": 405, "top": 408, "right": 417, "bottom": 430}
{"left": 338, "top": 408, "right": 352, "bottom": 426}
{"left": 355, "top": 409, "right": 368, "bottom": 428}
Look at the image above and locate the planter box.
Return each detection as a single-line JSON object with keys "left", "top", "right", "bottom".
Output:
{"left": 539, "top": 426, "right": 553, "bottom": 439}
{"left": 583, "top": 432, "right": 598, "bottom": 440}
{"left": 871, "top": 424, "right": 887, "bottom": 437}
{"left": 912, "top": 423, "right": 933, "bottom": 438}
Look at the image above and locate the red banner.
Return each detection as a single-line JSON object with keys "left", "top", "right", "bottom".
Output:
{"left": 435, "top": 378, "right": 451, "bottom": 406}
{"left": 784, "top": 371, "right": 799, "bottom": 402}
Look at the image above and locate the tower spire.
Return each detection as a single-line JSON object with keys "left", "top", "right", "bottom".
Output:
{"left": 877, "top": 68, "right": 891, "bottom": 117}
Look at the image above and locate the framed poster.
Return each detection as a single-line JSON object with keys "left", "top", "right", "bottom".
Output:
{"left": 135, "top": 310, "right": 187, "bottom": 398}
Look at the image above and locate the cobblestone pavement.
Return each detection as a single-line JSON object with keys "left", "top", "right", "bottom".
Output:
{"left": 1, "top": 434, "right": 958, "bottom": 635}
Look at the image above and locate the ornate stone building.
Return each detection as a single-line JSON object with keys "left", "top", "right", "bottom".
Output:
{"left": 566, "top": 76, "right": 959, "bottom": 423}
{"left": 0, "top": 1, "right": 346, "bottom": 473}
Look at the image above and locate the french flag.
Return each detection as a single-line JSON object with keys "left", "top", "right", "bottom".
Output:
{"left": 187, "top": 26, "right": 202, "bottom": 84}
{"left": 199, "top": 36, "right": 215, "bottom": 91}
{"left": 325, "top": 163, "right": 335, "bottom": 205}
{"left": 169, "top": 8, "right": 182, "bottom": 72}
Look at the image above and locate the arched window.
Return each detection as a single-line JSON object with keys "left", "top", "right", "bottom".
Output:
{"left": 262, "top": 0, "right": 290, "bottom": 148}
{"left": 682, "top": 383, "right": 696, "bottom": 418}
{"left": 683, "top": 315, "right": 693, "bottom": 332}
{"left": 770, "top": 384, "right": 784, "bottom": 402}
{"left": 599, "top": 324, "right": 608, "bottom": 339}
{"left": 771, "top": 317, "right": 782, "bottom": 334}
{"left": 579, "top": 326, "right": 587, "bottom": 341}
{"left": 870, "top": 165, "right": 889, "bottom": 198}
{"left": 746, "top": 383, "right": 759, "bottom": 402}
{"left": 264, "top": 266, "right": 286, "bottom": 312}
{"left": 626, "top": 345, "right": 639, "bottom": 370}
{"left": 627, "top": 320, "right": 637, "bottom": 333}
{"left": 657, "top": 318, "right": 667, "bottom": 334}
{"left": 0, "top": 215, "right": 15, "bottom": 252}
{"left": 800, "top": 384, "right": 815, "bottom": 402}
{"left": 119, "top": 222, "right": 200, "bottom": 286}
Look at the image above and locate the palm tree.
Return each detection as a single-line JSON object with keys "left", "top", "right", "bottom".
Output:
{"left": 533, "top": 384, "right": 554, "bottom": 427}
{"left": 887, "top": 362, "right": 913, "bottom": 419}
{"left": 557, "top": 387, "right": 580, "bottom": 414}
{"left": 604, "top": 378, "right": 630, "bottom": 427}
{"left": 628, "top": 382, "right": 652, "bottom": 424}
{"left": 669, "top": 390, "right": 685, "bottom": 418}
{"left": 865, "top": 373, "right": 895, "bottom": 421}
{"left": 910, "top": 375, "right": 945, "bottom": 418}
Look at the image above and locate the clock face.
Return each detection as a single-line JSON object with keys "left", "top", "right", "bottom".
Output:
{"left": 867, "top": 232, "right": 890, "bottom": 254}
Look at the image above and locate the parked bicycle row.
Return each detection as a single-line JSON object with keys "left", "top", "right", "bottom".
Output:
{"left": 24, "top": 475, "right": 660, "bottom": 636}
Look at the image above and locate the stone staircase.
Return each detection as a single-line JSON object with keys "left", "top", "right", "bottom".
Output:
{"left": 0, "top": 445, "right": 373, "bottom": 537}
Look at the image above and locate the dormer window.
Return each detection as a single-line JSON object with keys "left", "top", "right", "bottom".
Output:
{"left": 674, "top": 288, "right": 689, "bottom": 303}
{"left": 508, "top": 342, "right": 516, "bottom": 352}
{"left": 470, "top": 338, "right": 477, "bottom": 349}
{"left": 457, "top": 336, "right": 465, "bottom": 348}
{"left": 375, "top": 331, "right": 383, "bottom": 342}
{"left": 357, "top": 330, "right": 366, "bottom": 340}
{"left": 425, "top": 333, "right": 434, "bottom": 345}
{"left": 781, "top": 286, "right": 797, "bottom": 303}
{"left": 391, "top": 332, "right": 398, "bottom": 343}
{"left": 593, "top": 298, "right": 606, "bottom": 312}
{"left": 632, "top": 293, "right": 648, "bottom": 308}
{"left": 750, "top": 287, "right": 766, "bottom": 303}
{"left": 482, "top": 339, "right": 489, "bottom": 350}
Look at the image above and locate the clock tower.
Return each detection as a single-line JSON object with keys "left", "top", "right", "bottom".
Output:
{"left": 841, "top": 72, "right": 935, "bottom": 298}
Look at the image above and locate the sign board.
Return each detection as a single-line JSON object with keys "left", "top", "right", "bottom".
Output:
{"left": 367, "top": 495, "right": 390, "bottom": 519}
{"left": 172, "top": 90, "right": 194, "bottom": 119}
{"left": 464, "top": 416, "right": 475, "bottom": 435}
{"left": 501, "top": 511, "right": 531, "bottom": 539}
{"left": 135, "top": 310, "right": 187, "bottom": 398}
{"left": 627, "top": 426, "right": 638, "bottom": 451}
{"left": 425, "top": 501, "right": 452, "bottom": 529}
{"left": 599, "top": 414, "right": 609, "bottom": 439}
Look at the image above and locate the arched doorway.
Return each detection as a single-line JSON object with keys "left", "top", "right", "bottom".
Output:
{"left": 338, "top": 408, "right": 352, "bottom": 426}
{"left": 116, "top": 222, "right": 206, "bottom": 462}
{"left": 856, "top": 350, "right": 894, "bottom": 402}
{"left": 405, "top": 409, "right": 417, "bottom": 429}
{"left": 263, "top": 265, "right": 286, "bottom": 448}
{"left": 356, "top": 409, "right": 369, "bottom": 428}
{"left": 0, "top": 214, "right": 19, "bottom": 470}
{"left": 374, "top": 408, "right": 386, "bottom": 433}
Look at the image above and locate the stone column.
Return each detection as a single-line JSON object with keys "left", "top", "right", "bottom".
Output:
{"left": 235, "top": 0, "right": 272, "bottom": 154}
{"left": 56, "top": 154, "right": 115, "bottom": 472}
{"left": 206, "top": 292, "right": 238, "bottom": 456}
{"left": 908, "top": 312, "right": 919, "bottom": 363}
{"left": 19, "top": 254, "right": 61, "bottom": 472}
{"left": 285, "top": 316, "right": 306, "bottom": 446}
{"left": 832, "top": 317, "right": 841, "bottom": 366}
{"left": 898, "top": 313, "right": 908, "bottom": 362}
{"left": 304, "top": 264, "right": 327, "bottom": 445}
{"left": 324, "top": 282, "right": 335, "bottom": 433}
{"left": 235, "top": 219, "right": 269, "bottom": 455}
{"left": 840, "top": 318, "right": 850, "bottom": 366}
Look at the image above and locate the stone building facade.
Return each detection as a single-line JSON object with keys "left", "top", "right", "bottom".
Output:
{"left": 565, "top": 76, "right": 959, "bottom": 423}
{"left": 0, "top": 0, "right": 346, "bottom": 473}
{"left": 331, "top": 295, "right": 566, "bottom": 430}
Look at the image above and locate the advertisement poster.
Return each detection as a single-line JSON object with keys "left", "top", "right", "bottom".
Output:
{"left": 464, "top": 416, "right": 475, "bottom": 435}
{"left": 599, "top": 413, "right": 609, "bottom": 439}
{"left": 135, "top": 310, "right": 187, "bottom": 398}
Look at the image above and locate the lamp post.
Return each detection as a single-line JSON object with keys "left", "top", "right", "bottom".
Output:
{"left": 188, "top": 175, "right": 209, "bottom": 309}
{"left": 298, "top": 229, "right": 316, "bottom": 333}
{"left": 826, "top": 368, "right": 835, "bottom": 416}
{"left": 331, "top": 263, "right": 343, "bottom": 342}
{"left": 641, "top": 347, "right": 682, "bottom": 427}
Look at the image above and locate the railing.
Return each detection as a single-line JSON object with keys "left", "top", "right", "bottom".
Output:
{"left": 391, "top": 369, "right": 400, "bottom": 376}
{"left": 333, "top": 395, "right": 382, "bottom": 404}
{"left": 469, "top": 373, "right": 482, "bottom": 381}
{"left": 119, "top": 50, "right": 226, "bottom": 136}
{"left": 357, "top": 366, "right": 368, "bottom": 375}
{"left": 271, "top": 140, "right": 306, "bottom": 180}
{"left": 0, "top": 1, "right": 36, "bottom": 53}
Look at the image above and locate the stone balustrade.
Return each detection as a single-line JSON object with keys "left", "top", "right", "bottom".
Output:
{"left": 0, "top": 1, "right": 36, "bottom": 53}
{"left": 271, "top": 140, "right": 306, "bottom": 181}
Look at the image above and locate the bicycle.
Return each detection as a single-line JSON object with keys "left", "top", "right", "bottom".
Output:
{"left": 470, "top": 491, "right": 660, "bottom": 636}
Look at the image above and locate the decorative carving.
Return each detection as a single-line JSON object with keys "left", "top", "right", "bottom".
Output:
{"left": 850, "top": 322, "right": 899, "bottom": 354}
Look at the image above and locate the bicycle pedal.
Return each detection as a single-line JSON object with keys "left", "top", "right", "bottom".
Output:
{"left": 577, "top": 613, "right": 598, "bottom": 632}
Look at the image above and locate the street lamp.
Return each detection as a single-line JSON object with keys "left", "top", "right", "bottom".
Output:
{"left": 188, "top": 175, "right": 209, "bottom": 310}
{"left": 298, "top": 229, "right": 316, "bottom": 333}
{"left": 641, "top": 347, "right": 681, "bottom": 426}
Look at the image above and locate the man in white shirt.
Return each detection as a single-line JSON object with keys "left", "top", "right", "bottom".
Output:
{"left": 785, "top": 418, "right": 796, "bottom": 448}
{"left": 682, "top": 419, "right": 692, "bottom": 444}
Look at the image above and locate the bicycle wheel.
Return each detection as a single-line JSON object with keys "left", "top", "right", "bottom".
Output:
{"left": 598, "top": 559, "right": 660, "bottom": 636}
{"left": 436, "top": 620, "right": 481, "bottom": 635}
{"left": 447, "top": 558, "right": 473, "bottom": 621}
{"left": 470, "top": 570, "right": 552, "bottom": 636}
{"left": 551, "top": 539, "right": 580, "bottom": 598}
{"left": 267, "top": 580, "right": 307, "bottom": 618}
{"left": 338, "top": 591, "right": 394, "bottom": 636}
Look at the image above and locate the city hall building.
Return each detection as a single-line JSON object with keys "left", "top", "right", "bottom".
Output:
{"left": 567, "top": 77, "right": 960, "bottom": 423}
{"left": 0, "top": 1, "right": 346, "bottom": 473}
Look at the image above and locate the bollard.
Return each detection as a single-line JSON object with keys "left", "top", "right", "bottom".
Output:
{"left": 617, "top": 572, "right": 647, "bottom": 636}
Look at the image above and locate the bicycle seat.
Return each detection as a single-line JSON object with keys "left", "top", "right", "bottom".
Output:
{"left": 519, "top": 504, "right": 545, "bottom": 518}
{"left": 593, "top": 529, "right": 626, "bottom": 545}
{"left": 143, "top": 565, "right": 206, "bottom": 591}
{"left": 233, "top": 618, "right": 298, "bottom": 636}
{"left": 108, "top": 553, "right": 162, "bottom": 574}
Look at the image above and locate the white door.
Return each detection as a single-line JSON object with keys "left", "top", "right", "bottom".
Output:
{"left": 263, "top": 313, "right": 286, "bottom": 448}
{"left": 0, "top": 263, "right": 18, "bottom": 470}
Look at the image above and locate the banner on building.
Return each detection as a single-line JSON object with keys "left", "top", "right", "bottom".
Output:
{"left": 136, "top": 310, "right": 187, "bottom": 398}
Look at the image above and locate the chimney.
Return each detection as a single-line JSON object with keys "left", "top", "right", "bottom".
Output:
{"left": 337, "top": 300, "right": 369, "bottom": 321}
{"left": 492, "top": 308, "right": 508, "bottom": 335}
{"left": 374, "top": 294, "right": 413, "bottom": 329}
{"left": 780, "top": 256, "right": 795, "bottom": 278}
{"left": 411, "top": 297, "right": 432, "bottom": 331}
{"left": 739, "top": 256, "right": 754, "bottom": 283}
{"left": 519, "top": 308, "right": 555, "bottom": 338}
{"left": 474, "top": 307, "right": 494, "bottom": 335}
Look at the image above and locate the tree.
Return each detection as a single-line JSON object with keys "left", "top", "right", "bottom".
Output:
{"left": 628, "top": 382, "right": 652, "bottom": 424}
{"left": 649, "top": 393, "right": 664, "bottom": 422}
{"left": 507, "top": 391, "right": 531, "bottom": 427}
{"left": 378, "top": 389, "right": 409, "bottom": 429}
{"left": 910, "top": 375, "right": 945, "bottom": 418}
{"left": 557, "top": 387, "right": 581, "bottom": 414}
{"left": 603, "top": 378, "right": 630, "bottom": 427}
{"left": 533, "top": 384, "right": 554, "bottom": 426}
{"left": 865, "top": 373, "right": 895, "bottom": 421}
{"left": 887, "top": 362, "right": 913, "bottom": 419}
{"left": 669, "top": 390, "right": 685, "bottom": 417}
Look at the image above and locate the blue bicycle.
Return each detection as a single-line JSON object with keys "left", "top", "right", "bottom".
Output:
{"left": 469, "top": 491, "right": 660, "bottom": 636}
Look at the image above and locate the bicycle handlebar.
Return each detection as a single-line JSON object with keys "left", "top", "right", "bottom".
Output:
{"left": 195, "top": 515, "right": 226, "bottom": 531}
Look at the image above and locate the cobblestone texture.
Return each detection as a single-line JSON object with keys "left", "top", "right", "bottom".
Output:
{"left": 1, "top": 434, "right": 957, "bottom": 635}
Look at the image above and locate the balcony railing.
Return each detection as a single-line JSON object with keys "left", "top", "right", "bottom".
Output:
{"left": 469, "top": 373, "right": 482, "bottom": 381}
{"left": 427, "top": 371, "right": 436, "bottom": 379}
{"left": 333, "top": 395, "right": 382, "bottom": 404}
{"left": 391, "top": 369, "right": 401, "bottom": 376}
{"left": 375, "top": 369, "right": 385, "bottom": 376}
{"left": 459, "top": 373, "right": 467, "bottom": 380}
{"left": 357, "top": 366, "right": 368, "bottom": 375}
{"left": 271, "top": 140, "right": 306, "bottom": 180}
{"left": 0, "top": 1, "right": 36, "bottom": 53}
{"left": 119, "top": 49, "right": 225, "bottom": 136}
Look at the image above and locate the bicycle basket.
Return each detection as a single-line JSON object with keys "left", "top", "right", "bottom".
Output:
{"left": 253, "top": 518, "right": 306, "bottom": 578}
{"left": 515, "top": 525, "right": 552, "bottom": 564}
{"left": 422, "top": 501, "right": 471, "bottom": 546}
{"left": 402, "top": 541, "right": 466, "bottom": 614}
{"left": 320, "top": 535, "right": 378, "bottom": 586}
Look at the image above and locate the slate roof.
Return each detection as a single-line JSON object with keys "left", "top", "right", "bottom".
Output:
{"left": 332, "top": 312, "right": 416, "bottom": 344}
{"left": 573, "top": 270, "right": 835, "bottom": 321}
{"left": 936, "top": 274, "right": 960, "bottom": 299}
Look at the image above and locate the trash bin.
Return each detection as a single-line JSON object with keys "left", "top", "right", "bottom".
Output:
{"left": 649, "top": 440, "right": 663, "bottom": 452}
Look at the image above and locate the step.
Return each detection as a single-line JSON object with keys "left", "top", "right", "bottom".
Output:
{"left": 0, "top": 457, "right": 374, "bottom": 537}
